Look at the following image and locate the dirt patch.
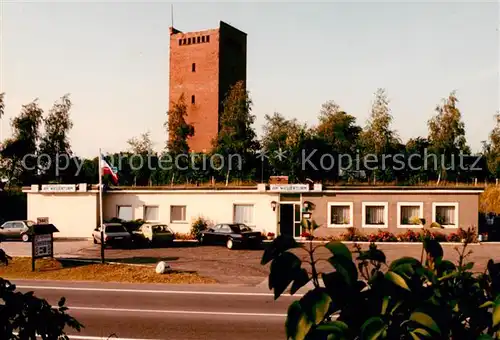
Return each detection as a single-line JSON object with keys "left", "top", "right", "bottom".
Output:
{"left": 0, "top": 257, "right": 216, "bottom": 284}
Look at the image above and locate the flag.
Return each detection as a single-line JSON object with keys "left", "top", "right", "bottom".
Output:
{"left": 100, "top": 154, "right": 118, "bottom": 185}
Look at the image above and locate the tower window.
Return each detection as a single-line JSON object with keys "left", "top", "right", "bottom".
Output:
{"left": 191, "top": 95, "right": 195, "bottom": 104}
{"left": 178, "top": 39, "right": 182, "bottom": 46}
{"left": 201, "top": 36, "right": 205, "bottom": 43}
{"left": 192, "top": 63, "right": 196, "bottom": 72}
{"left": 188, "top": 37, "right": 192, "bottom": 44}
{"left": 183, "top": 38, "right": 186, "bottom": 45}
{"left": 197, "top": 36, "right": 201, "bottom": 43}
{"left": 206, "top": 35, "right": 210, "bottom": 43}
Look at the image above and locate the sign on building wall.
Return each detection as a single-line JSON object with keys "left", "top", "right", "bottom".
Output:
{"left": 37, "top": 217, "right": 49, "bottom": 224}
{"left": 41, "top": 184, "right": 76, "bottom": 192}
{"left": 269, "top": 184, "right": 309, "bottom": 192}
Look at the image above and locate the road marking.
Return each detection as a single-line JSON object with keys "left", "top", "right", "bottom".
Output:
{"left": 67, "top": 305, "right": 287, "bottom": 317}
{"left": 16, "top": 285, "right": 304, "bottom": 297}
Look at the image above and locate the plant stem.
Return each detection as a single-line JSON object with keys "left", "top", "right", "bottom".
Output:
{"left": 309, "top": 239, "right": 320, "bottom": 288}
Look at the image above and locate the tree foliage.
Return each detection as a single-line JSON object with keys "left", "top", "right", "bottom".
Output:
{"left": 166, "top": 94, "right": 194, "bottom": 155}
{"left": 482, "top": 114, "right": 500, "bottom": 178}
{"left": 0, "top": 251, "right": 83, "bottom": 339}
{"left": 263, "top": 225, "right": 500, "bottom": 340}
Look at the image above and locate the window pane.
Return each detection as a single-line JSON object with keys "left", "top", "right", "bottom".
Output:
{"left": 436, "top": 206, "right": 455, "bottom": 225}
{"left": 234, "top": 205, "right": 254, "bottom": 225}
{"left": 117, "top": 206, "right": 133, "bottom": 221}
{"left": 366, "top": 206, "right": 385, "bottom": 225}
{"left": 330, "top": 205, "right": 350, "bottom": 224}
{"left": 144, "top": 206, "right": 159, "bottom": 221}
{"left": 400, "top": 206, "right": 421, "bottom": 224}
{"left": 170, "top": 206, "right": 186, "bottom": 222}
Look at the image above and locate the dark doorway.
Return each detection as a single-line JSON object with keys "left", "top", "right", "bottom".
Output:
{"left": 279, "top": 204, "right": 294, "bottom": 237}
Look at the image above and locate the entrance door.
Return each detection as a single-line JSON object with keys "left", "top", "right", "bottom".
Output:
{"left": 279, "top": 203, "right": 302, "bottom": 238}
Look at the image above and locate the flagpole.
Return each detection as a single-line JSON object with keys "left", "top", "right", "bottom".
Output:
{"left": 98, "top": 148, "right": 105, "bottom": 264}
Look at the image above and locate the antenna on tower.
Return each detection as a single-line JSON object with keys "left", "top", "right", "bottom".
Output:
{"left": 171, "top": 4, "right": 174, "bottom": 27}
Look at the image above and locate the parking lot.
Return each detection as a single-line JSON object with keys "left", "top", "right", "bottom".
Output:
{"left": 2, "top": 239, "right": 500, "bottom": 285}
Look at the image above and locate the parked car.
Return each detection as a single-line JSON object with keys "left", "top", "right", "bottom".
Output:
{"left": 132, "top": 224, "right": 175, "bottom": 246}
{"left": 199, "top": 223, "right": 262, "bottom": 249}
{"left": 92, "top": 223, "right": 133, "bottom": 248}
{"left": 0, "top": 220, "right": 35, "bottom": 242}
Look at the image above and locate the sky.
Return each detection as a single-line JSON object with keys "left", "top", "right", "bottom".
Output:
{"left": 1, "top": 1, "right": 499, "bottom": 158}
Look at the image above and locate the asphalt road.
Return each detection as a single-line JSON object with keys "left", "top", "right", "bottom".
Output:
{"left": 12, "top": 279, "right": 296, "bottom": 340}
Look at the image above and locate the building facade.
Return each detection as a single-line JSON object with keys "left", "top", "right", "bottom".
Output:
{"left": 168, "top": 21, "right": 247, "bottom": 153}
{"left": 23, "top": 184, "right": 483, "bottom": 239}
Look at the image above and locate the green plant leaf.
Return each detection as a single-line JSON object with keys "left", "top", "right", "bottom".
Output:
{"left": 437, "top": 260, "right": 456, "bottom": 274}
{"left": 316, "top": 320, "right": 349, "bottom": 334}
{"left": 285, "top": 301, "right": 313, "bottom": 340}
{"left": 261, "top": 235, "right": 298, "bottom": 265}
{"left": 268, "top": 252, "right": 302, "bottom": 299}
{"left": 389, "top": 257, "right": 421, "bottom": 271}
{"left": 300, "top": 288, "right": 332, "bottom": 325}
{"left": 413, "top": 328, "right": 432, "bottom": 338}
{"left": 423, "top": 239, "right": 443, "bottom": 261}
{"left": 463, "top": 262, "right": 474, "bottom": 271}
{"left": 409, "top": 312, "right": 441, "bottom": 335}
{"left": 325, "top": 241, "right": 352, "bottom": 261}
{"left": 476, "top": 335, "right": 494, "bottom": 339}
{"left": 328, "top": 255, "right": 358, "bottom": 285}
{"left": 493, "top": 303, "right": 500, "bottom": 328}
{"left": 290, "top": 268, "right": 310, "bottom": 295}
{"left": 385, "top": 271, "right": 411, "bottom": 291}
{"left": 360, "top": 316, "right": 387, "bottom": 340}
{"left": 381, "top": 296, "right": 390, "bottom": 315}
{"left": 479, "top": 301, "right": 494, "bottom": 308}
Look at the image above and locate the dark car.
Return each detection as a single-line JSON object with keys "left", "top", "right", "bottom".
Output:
{"left": 199, "top": 223, "right": 262, "bottom": 249}
{"left": 92, "top": 223, "right": 133, "bottom": 248}
{"left": 0, "top": 220, "right": 35, "bottom": 242}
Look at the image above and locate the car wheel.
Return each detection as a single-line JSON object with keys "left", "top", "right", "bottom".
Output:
{"left": 226, "top": 238, "right": 234, "bottom": 250}
{"left": 21, "top": 234, "right": 30, "bottom": 242}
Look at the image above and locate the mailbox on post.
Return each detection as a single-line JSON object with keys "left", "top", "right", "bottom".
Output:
{"left": 29, "top": 223, "right": 59, "bottom": 271}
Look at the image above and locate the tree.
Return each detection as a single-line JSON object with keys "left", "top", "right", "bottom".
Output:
{"left": 212, "top": 81, "right": 258, "bottom": 183}
{"left": 316, "top": 100, "right": 361, "bottom": 154}
{"left": 359, "top": 88, "right": 400, "bottom": 181}
{"left": 428, "top": 91, "right": 470, "bottom": 181}
{"left": 1, "top": 99, "right": 44, "bottom": 185}
{"left": 127, "top": 131, "right": 155, "bottom": 186}
{"left": 482, "top": 113, "right": 500, "bottom": 179}
{"left": 166, "top": 94, "right": 194, "bottom": 155}
{"left": 39, "top": 94, "right": 73, "bottom": 183}
{"left": 165, "top": 94, "right": 194, "bottom": 184}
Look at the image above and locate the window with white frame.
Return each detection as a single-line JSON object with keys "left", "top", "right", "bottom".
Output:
{"left": 143, "top": 206, "right": 159, "bottom": 222}
{"left": 432, "top": 203, "right": 458, "bottom": 227}
{"left": 362, "top": 202, "right": 388, "bottom": 228}
{"left": 234, "top": 204, "right": 254, "bottom": 225}
{"left": 328, "top": 203, "right": 353, "bottom": 227}
{"left": 170, "top": 205, "right": 187, "bottom": 223}
{"left": 117, "top": 205, "right": 133, "bottom": 221}
{"left": 397, "top": 202, "right": 423, "bottom": 227}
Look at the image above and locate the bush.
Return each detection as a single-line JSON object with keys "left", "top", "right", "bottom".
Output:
{"left": 174, "top": 232, "right": 196, "bottom": 240}
{"left": 340, "top": 227, "right": 368, "bottom": 242}
{"left": 367, "top": 230, "right": 397, "bottom": 242}
{"left": 262, "top": 231, "right": 500, "bottom": 340}
{"left": 191, "top": 216, "right": 210, "bottom": 240}
{"left": 0, "top": 249, "right": 83, "bottom": 338}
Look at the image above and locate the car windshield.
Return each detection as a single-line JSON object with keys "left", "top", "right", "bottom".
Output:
{"left": 105, "top": 225, "right": 126, "bottom": 233}
{"left": 230, "top": 224, "right": 251, "bottom": 233}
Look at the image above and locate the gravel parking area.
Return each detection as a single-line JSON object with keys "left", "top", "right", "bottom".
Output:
{"left": 3, "top": 240, "right": 500, "bottom": 285}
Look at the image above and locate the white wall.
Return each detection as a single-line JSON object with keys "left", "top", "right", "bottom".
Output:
{"left": 27, "top": 192, "right": 98, "bottom": 238}
{"left": 103, "top": 191, "right": 279, "bottom": 234}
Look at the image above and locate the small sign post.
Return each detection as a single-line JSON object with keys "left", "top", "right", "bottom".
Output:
{"left": 30, "top": 223, "right": 59, "bottom": 272}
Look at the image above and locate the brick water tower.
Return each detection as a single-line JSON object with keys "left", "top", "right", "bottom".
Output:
{"left": 168, "top": 21, "right": 247, "bottom": 153}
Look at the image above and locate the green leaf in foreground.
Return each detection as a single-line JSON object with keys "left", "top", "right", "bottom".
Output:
{"left": 409, "top": 311, "right": 441, "bottom": 335}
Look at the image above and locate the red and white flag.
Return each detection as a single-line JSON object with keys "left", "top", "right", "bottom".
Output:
{"left": 100, "top": 154, "right": 118, "bottom": 185}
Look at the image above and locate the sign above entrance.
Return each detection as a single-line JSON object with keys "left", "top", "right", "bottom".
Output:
{"left": 41, "top": 184, "right": 76, "bottom": 193}
{"left": 270, "top": 184, "right": 309, "bottom": 192}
